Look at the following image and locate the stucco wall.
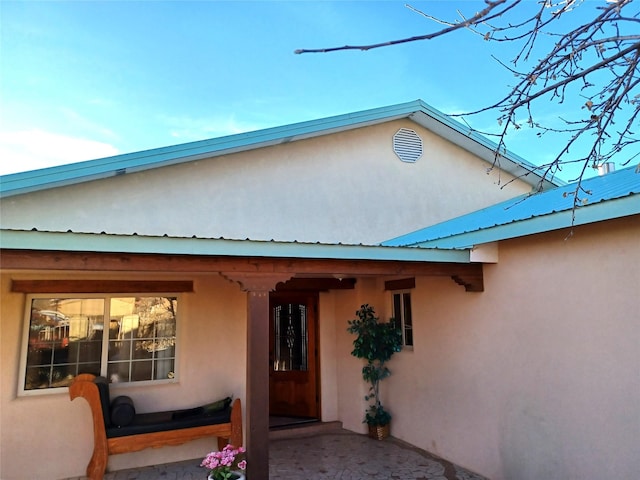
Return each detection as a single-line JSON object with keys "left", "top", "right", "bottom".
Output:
{"left": 0, "top": 120, "right": 532, "bottom": 245}
{"left": 370, "top": 216, "right": 639, "bottom": 479}
{"left": 0, "top": 273, "right": 248, "bottom": 480}
{"left": 2, "top": 120, "right": 634, "bottom": 479}
{"left": 2, "top": 214, "right": 637, "bottom": 479}
{"left": 317, "top": 292, "right": 339, "bottom": 421}
{"left": 332, "top": 277, "right": 390, "bottom": 434}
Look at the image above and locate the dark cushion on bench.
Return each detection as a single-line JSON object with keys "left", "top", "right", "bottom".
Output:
{"left": 168, "top": 397, "right": 231, "bottom": 420}
{"left": 171, "top": 406, "right": 204, "bottom": 420}
{"left": 203, "top": 397, "right": 232, "bottom": 415}
{"left": 94, "top": 376, "right": 112, "bottom": 428}
{"left": 106, "top": 405, "right": 232, "bottom": 438}
{"left": 110, "top": 396, "right": 136, "bottom": 427}
{"left": 92, "top": 374, "right": 234, "bottom": 439}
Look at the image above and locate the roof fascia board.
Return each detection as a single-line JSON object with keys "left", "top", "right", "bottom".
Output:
{"left": 408, "top": 109, "right": 562, "bottom": 190}
{"left": 0, "top": 229, "right": 472, "bottom": 264}
{"left": 411, "top": 195, "right": 640, "bottom": 249}
{"left": 412, "top": 112, "right": 566, "bottom": 189}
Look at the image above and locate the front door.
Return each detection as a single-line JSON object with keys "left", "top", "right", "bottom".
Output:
{"left": 269, "top": 292, "right": 319, "bottom": 418}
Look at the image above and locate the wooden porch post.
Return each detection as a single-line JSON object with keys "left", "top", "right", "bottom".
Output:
{"left": 222, "top": 273, "right": 292, "bottom": 480}
{"left": 246, "top": 290, "right": 269, "bottom": 480}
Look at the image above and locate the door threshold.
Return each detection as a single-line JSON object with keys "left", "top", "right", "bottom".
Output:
{"left": 269, "top": 420, "right": 344, "bottom": 440}
{"left": 269, "top": 416, "right": 319, "bottom": 430}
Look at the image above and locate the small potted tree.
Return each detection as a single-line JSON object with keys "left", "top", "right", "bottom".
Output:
{"left": 347, "top": 304, "right": 402, "bottom": 440}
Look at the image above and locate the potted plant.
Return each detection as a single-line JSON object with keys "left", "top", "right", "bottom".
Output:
{"left": 347, "top": 304, "right": 402, "bottom": 440}
{"left": 201, "top": 444, "right": 247, "bottom": 480}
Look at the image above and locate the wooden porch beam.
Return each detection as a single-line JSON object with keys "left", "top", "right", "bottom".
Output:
{"left": 10, "top": 279, "right": 193, "bottom": 294}
{"left": 384, "top": 277, "right": 416, "bottom": 291}
{"left": 452, "top": 273, "right": 484, "bottom": 292}
{"left": 0, "top": 249, "right": 483, "bottom": 278}
{"left": 275, "top": 277, "right": 356, "bottom": 291}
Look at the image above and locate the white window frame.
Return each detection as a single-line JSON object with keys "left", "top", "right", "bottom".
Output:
{"left": 19, "top": 293, "right": 180, "bottom": 396}
{"left": 391, "top": 290, "right": 414, "bottom": 349}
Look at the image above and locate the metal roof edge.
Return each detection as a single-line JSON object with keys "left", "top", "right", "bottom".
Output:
{"left": 0, "top": 229, "right": 472, "bottom": 264}
{"left": 0, "top": 99, "right": 559, "bottom": 198}
{"left": 0, "top": 100, "right": 420, "bottom": 198}
{"left": 407, "top": 102, "right": 564, "bottom": 190}
{"left": 407, "top": 195, "right": 640, "bottom": 249}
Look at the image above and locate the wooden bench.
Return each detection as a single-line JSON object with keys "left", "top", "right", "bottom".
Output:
{"left": 69, "top": 373, "right": 243, "bottom": 480}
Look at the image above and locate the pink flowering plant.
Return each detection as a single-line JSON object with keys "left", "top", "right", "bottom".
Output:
{"left": 201, "top": 444, "right": 247, "bottom": 480}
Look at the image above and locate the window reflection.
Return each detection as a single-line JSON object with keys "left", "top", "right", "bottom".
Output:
{"left": 23, "top": 296, "right": 178, "bottom": 391}
{"left": 107, "top": 297, "right": 176, "bottom": 383}
{"left": 25, "top": 298, "right": 104, "bottom": 390}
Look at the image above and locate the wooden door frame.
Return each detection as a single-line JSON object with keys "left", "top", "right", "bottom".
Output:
{"left": 269, "top": 290, "right": 321, "bottom": 419}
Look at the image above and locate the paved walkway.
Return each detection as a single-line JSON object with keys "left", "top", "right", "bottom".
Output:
{"left": 75, "top": 430, "right": 487, "bottom": 480}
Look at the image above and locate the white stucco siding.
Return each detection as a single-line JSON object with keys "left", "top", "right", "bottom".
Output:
{"left": 0, "top": 273, "right": 248, "bottom": 480}
{"left": 377, "top": 216, "right": 640, "bottom": 479}
{"left": 0, "top": 120, "right": 531, "bottom": 244}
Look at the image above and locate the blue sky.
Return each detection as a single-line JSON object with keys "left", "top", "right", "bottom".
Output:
{"left": 0, "top": 1, "right": 616, "bottom": 179}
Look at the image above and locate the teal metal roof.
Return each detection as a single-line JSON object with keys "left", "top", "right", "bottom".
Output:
{"left": 0, "top": 100, "right": 561, "bottom": 199}
{"left": 383, "top": 165, "right": 640, "bottom": 249}
{"left": 0, "top": 229, "right": 473, "bottom": 263}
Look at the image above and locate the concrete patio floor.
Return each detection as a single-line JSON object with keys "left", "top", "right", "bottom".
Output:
{"left": 69, "top": 425, "right": 488, "bottom": 480}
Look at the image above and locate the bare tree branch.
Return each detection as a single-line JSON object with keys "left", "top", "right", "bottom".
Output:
{"left": 294, "top": 0, "right": 513, "bottom": 54}
{"left": 295, "top": 0, "right": 640, "bottom": 202}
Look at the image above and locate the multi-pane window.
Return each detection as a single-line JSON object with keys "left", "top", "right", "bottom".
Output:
{"left": 21, "top": 295, "right": 178, "bottom": 394}
{"left": 392, "top": 292, "right": 413, "bottom": 347}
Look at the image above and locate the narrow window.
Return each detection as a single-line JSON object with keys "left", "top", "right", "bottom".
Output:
{"left": 392, "top": 292, "right": 413, "bottom": 347}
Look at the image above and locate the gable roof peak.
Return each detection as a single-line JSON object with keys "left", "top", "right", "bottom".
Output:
{"left": 0, "top": 99, "right": 560, "bottom": 198}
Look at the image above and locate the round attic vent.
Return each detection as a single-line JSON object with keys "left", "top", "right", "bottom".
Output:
{"left": 393, "top": 128, "right": 423, "bottom": 163}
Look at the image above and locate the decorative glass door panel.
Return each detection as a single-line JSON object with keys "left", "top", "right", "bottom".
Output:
{"left": 273, "top": 304, "right": 308, "bottom": 372}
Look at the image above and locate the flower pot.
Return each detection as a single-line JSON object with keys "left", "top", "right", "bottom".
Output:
{"left": 368, "top": 423, "right": 390, "bottom": 440}
{"left": 208, "top": 473, "right": 245, "bottom": 480}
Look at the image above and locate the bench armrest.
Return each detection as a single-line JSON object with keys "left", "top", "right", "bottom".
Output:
{"left": 69, "top": 374, "right": 109, "bottom": 475}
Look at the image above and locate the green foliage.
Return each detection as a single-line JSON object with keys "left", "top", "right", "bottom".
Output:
{"left": 348, "top": 304, "right": 402, "bottom": 363}
{"left": 364, "top": 404, "right": 392, "bottom": 426}
{"left": 347, "top": 304, "right": 402, "bottom": 426}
